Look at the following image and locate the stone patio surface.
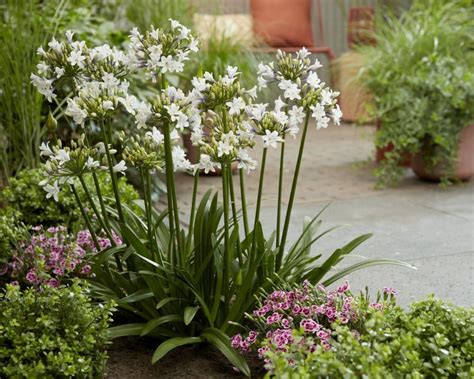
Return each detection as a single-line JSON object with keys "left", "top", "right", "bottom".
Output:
{"left": 175, "top": 123, "right": 474, "bottom": 307}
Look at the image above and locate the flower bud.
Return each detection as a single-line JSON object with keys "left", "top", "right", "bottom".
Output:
{"left": 45, "top": 111, "right": 58, "bottom": 132}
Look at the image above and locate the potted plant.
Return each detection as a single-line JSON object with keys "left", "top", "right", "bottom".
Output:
{"left": 357, "top": 0, "right": 474, "bottom": 187}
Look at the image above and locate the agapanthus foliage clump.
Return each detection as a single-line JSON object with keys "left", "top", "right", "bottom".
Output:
{"left": 232, "top": 281, "right": 397, "bottom": 370}
{"left": 29, "top": 18, "right": 410, "bottom": 376}
{"left": 0, "top": 226, "right": 120, "bottom": 288}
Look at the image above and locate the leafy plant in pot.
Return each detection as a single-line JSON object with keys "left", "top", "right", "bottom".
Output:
{"left": 31, "top": 22, "right": 411, "bottom": 376}
{"left": 357, "top": 0, "right": 474, "bottom": 187}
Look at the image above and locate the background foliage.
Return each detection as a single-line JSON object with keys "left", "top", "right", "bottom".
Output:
{"left": 0, "top": 281, "right": 115, "bottom": 378}
{"left": 358, "top": 0, "right": 474, "bottom": 186}
{"left": 0, "top": 168, "right": 139, "bottom": 231}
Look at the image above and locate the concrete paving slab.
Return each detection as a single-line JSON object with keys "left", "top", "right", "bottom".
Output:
{"left": 340, "top": 251, "right": 473, "bottom": 307}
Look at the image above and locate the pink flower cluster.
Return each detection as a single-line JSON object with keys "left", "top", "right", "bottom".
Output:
{"left": 1, "top": 226, "right": 120, "bottom": 288}
{"left": 231, "top": 280, "right": 397, "bottom": 365}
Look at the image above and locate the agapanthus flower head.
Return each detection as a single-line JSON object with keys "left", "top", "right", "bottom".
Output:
{"left": 193, "top": 112, "right": 257, "bottom": 172}
{"left": 256, "top": 48, "right": 342, "bottom": 129}
{"left": 39, "top": 135, "right": 113, "bottom": 201}
{"left": 128, "top": 20, "right": 199, "bottom": 82}
{"left": 122, "top": 129, "right": 165, "bottom": 171}
{"left": 189, "top": 66, "right": 248, "bottom": 110}
{"left": 32, "top": 30, "right": 132, "bottom": 117}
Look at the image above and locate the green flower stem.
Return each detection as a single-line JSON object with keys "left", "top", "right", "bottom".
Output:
{"left": 276, "top": 112, "right": 311, "bottom": 270}
{"left": 71, "top": 184, "right": 100, "bottom": 251}
{"left": 221, "top": 163, "right": 231, "bottom": 303}
{"left": 91, "top": 172, "right": 113, "bottom": 237}
{"left": 228, "top": 165, "right": 242, "bottom": 266}
{"left": 101, "top": 120, "right": 125, "bottom": 227}
{"left": 162, "top": 122, "right": 178, "bottom": 266}
{"left": 186, "top": 169, "right": 199, "bottom": 252}
{"left": 250, "top": 147, "right": 268, "bottom": 259}
{"left": 239, "top": 168, "right": 250, "bottom": 237}
{"left": 276, "top": 136, "right": 286, "bottom": 248}
{"left": 141, "top": 168, "right": 160, "bottom": 264}
{"left": 77, "top": 175, "right": 114, "bottom": 244}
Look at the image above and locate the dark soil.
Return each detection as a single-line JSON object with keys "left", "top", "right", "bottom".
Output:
{"left": 105, "top": 337, "right": 264, "bottom": 378}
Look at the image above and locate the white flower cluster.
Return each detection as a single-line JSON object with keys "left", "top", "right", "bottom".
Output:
{"left": 187, "top": 66, "right": 258, "bottom": 173}
{"left": 32, "top": 23, "right": 343, "bottom": 200}
{"left": 38, "top": 137, "right": 126, "bottom": 201}
{"left": 257, "top": 48, "right": 342, "bottom": 129}
{"left": 32, "top": 30, "right": 133, "bottom": 121}
{"left": 128, "top": 19, "right": 198, "bottom": 82}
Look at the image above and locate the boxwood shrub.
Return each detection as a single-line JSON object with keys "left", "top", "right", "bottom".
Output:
{"left": 0, "top": 168, "right": 139, "bottom": 230}
{"left": 265, "top": 297, "right": 474, "bottom": 378}
{"left": 0, "top": 281, "right": 115, "bottom": 378}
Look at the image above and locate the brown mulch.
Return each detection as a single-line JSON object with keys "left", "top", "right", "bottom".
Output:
{"left": 105, "top": 337, "right": 264, "bottom": 378}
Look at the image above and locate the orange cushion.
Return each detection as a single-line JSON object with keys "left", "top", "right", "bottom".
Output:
{"left": 251, "top": 0, "right": 314, "bottom": 47}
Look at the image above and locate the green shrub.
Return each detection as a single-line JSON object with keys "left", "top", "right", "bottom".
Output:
{"left": 358, "top": 0, "right": 474, "bottom": 186}
{"left": 0, "top": 168, "right": 139, "bottom": 230}
{"left": 266, "top": 297, "right": 474, "bottom": 378}
{"left": 0, "top": 281, "right": 115, "bottom": 378}
{"left": 0, "top": 215, "right": 28, "bottom": 274}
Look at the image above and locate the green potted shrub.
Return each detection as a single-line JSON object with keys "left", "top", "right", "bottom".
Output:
{"left": 358, "top": 0, "right": 474, "bottom": 187}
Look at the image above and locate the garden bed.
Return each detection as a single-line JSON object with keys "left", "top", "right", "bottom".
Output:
{"left": 106, "top": 338, "right": 262, "bottom": 378}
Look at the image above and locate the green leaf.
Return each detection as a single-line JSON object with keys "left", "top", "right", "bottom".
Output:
{"left": 108, "top": 323, "right": 146, "bottom": 339}
{"left": 156, "top": 297, "right": 180, "bottom": 310}
{"left": 322, "top": 259, "right": 416, "bottom": 286}
{"left": 141, "top": 315, "right": 183, "bottom": 336}
{"left": 201, "top": 328, "right": 250, "bottom": 377}
{"left": 184, "top": 306, "right": 199, "bottom": 325}
{"left": 152, "top": 337, "right": 203, "bottom": 364}
{"left": 118, "top": 289, "right": 155, "bottom": 304}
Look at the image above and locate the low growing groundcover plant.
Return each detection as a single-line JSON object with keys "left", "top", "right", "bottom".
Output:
{"left": 262, "top": 296, "right": 474, "bottom": 378}
{"left": 0, "top": 280, "right": 115, "bottom": 378}
{"left": 30, "top": 20, "right": 411, "bottom": 375}
{"left": 231, "top": 281, "right": 398, "bottom": 366}
{"left": 0, "top": 225, "right": 120, "bottom": 289}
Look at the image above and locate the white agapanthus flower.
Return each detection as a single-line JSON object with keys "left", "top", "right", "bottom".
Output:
{"left": 30, "top": 74, "right": 56, "bottom": 102}
{"left": 198, "top": 154, "right": 216, "bottom": 174}
{"left": 288, "top": 105, "right": 305, "bottom": 126}
{"left": 44, "top": 180, "right": 61, "bottom": 202}
{"left": 331, "top": 104, "right": 343, "bottom": 125}
{"left": 112, "top": 160, "right": 128, "bottom": 174}
{"left": 86, "top": 157, "right": 100, "bottom": 170}
{"left": 237, "top": 149, "right": 257, "bottom": 173}
{"left": 306, "top": 71, "right": 321, "bottom": 89}
{"left": 246, "top": 103, "right": 267, "bottom": 121}
{"left": 172, "top": 145, "right": 192, "bottom": 171}
{"left": 67, "top": 50, "right": 86, "bottom": 68}
{"left": 226, "top": 97, "right": 246, "bottom": 115}
{"left": 278, "top": 80, "right": 301, "bottom": 100}
{"left": 262, "top": 130, "right": 284, "bottom": 148}
{"left": 146, "top": 127, "right": 165, "bottom": 145}
{"left": 65, "top": 99, "right": 88, "bottom": 125}
{"left": 39, "top": 142, "right": 54, "bottom": 157}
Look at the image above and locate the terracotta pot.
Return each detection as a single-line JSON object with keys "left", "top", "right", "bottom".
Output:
{"left": 375, "top": 120, "right": 412, "bottom": 167}
{"left": 412, "top": 124, "right": 474, "bottom": 181}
